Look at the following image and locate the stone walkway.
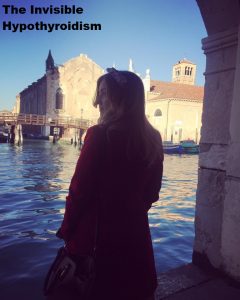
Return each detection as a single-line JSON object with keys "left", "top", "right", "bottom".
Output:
{"left": 155, "top": 264, "right": 240, "bottom": 300}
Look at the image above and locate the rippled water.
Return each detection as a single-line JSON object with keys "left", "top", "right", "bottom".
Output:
{"left": 0, "top": 141, "right": 198, "bottom": 299}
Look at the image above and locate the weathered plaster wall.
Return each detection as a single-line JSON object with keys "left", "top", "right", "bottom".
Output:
{"left": 56, "top": 54, "right": 103, "bottom": 122}
{"left": 44, "top": 54, "right": 103, "bottom": 139}
{"left": 146, "top": 99, "right": 202, "bottom": 142}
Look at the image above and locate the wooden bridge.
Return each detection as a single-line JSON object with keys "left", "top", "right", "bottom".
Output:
{"left": 0, "top": 113, "right": 97, "bottom": 144}
{"left": 0, "top": 113, "right": 96, "bottom": 130}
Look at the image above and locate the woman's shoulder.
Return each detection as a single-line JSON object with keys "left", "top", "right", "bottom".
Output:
{"left": 84, "top": 125, "right": 106, "bottom": 144}
{"left": 86, "top": 124, "right": 106, "bottom": 136}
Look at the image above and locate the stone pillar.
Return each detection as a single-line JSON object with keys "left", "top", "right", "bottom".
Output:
{"left": 9, "top": 125, "right": 15, "bottom": 143}
{"left": 10, "top": 124, "right": 23, "bottom": 144}
{"left": 15, "top": 124, "right": 23, "bottom": 145}
{"left": 221, "top": 24, "right": 240, "bottom": 280}
{"left": 42, "top": 125, "right": 50, "bottom": 137}
{"left": 193, "top": 28, "right": 238, "bottom": 269}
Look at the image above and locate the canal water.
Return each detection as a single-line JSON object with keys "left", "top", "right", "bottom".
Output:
{"left": 0, "top": 140, "right": 198, "bottom": 299}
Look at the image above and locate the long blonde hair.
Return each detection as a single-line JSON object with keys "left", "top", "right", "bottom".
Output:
{"left": 93, "top": 69, "right": 163, "bottom": 166}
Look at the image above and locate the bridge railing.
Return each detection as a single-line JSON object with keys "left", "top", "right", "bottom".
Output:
{"left": 0, "top": 113, "right": 19, "bottom": 123}
{"left": 0, "top": 113, "right": 96, "bottom": 129}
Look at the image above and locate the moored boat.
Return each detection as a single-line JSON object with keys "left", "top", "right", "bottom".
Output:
{"left": 163, "top": 141, "right": 182, "bottom": 154}
{"left": 180, "top": 140, "right": 199, "bottom": 154}
{"left": 163, "top": 140, "right": 199, "bottom": 154}
{"left": 0, "top": 125, "right": 9, "bottom": 143}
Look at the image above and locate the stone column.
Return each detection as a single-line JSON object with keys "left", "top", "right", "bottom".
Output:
{"left": 42, "top": 125, "right": 50, "bottom": 137}
{"left": 15, "top": 124, "right": 23, "bottom": 145}
{"left": 193, "top": 28, "right": 238, "bottom": 269}
{"left": 221, "top": 24, "right": 240, "bottom": 280}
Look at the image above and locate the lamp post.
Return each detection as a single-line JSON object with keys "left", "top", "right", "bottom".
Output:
{"left": 73, "top": 116, "right": 77, "bottom": 146}
{"left": 80, "top": 108, "right": 83, "bottom": 124}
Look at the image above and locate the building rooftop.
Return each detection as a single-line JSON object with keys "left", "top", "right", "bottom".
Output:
{"left": 174, "top": 58, "right": 196, "bottom": 65}
{"left": 149, "top": 80, "right": 204, "bottom": 102}
{"left": 0, "top": 109, "right": 12, "bottom": 115}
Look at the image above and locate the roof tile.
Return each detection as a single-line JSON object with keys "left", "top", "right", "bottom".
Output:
{"left": 149, "top": 80, "right": 204, "bottom": 102}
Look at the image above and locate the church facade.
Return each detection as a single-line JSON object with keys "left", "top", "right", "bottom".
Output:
{"left": 18, "top": 51, "right": 104, "bottom": 137}
{"left": 17, "top": 53, "right": 203, "bottom": 142}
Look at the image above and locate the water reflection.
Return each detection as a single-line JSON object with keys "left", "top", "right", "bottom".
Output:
{"left": 149, "top": 154, "right": 197, "bottom": 274}
{"left": 0, "top": 142, "right": 198, "bottom": 299}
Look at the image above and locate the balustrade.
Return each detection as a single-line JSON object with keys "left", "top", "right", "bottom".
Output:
{"left": 0, "top": 113, "right": 94, "bottom": 129}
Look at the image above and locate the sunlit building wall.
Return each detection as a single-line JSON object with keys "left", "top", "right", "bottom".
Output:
{"left": 144, "top": 60, "right": 204, "bottom": 143}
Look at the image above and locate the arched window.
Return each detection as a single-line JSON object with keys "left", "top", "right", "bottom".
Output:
{"left": 56, "top": 88, "right": 64, "bottom": 109}
{"left": 154, "top": 109, "right": 162, "bottom": 117}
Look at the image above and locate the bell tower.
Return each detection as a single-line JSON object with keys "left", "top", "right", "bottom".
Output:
{"left": 172, "top": 59, "right": 196, "bottom": 85}
{"left": 46, "top": 50, "right": 55, "bottom": 72}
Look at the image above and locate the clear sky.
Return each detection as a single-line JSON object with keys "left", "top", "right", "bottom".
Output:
{"left": 0, "top": 0, "right": 207, "bottom": 110}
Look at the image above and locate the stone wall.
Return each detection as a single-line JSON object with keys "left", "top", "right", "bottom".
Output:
{"left": 19, "top": 75, "right": 47, "bottom": 136}
{"left": 221, "top": 25, "right": 240, "bottom": 280}
{"left": 46, "top": 54, "right": 103, "bottom": 123}
{"left": 194, "top": 0, "right": 240, "bottom": 281}
{"left": 20, "top": 76, "right": 47, "bottom": 115}
{"left": 18, "top": 54, "right": 104, "bottom": 137}
{"left": 46, "top": 68, "right": 60, "bottom": 116}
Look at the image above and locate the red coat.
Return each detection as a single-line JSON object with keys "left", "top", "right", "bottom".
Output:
{"left": 58, "top": 125, "right": 163, "bottom": 299}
